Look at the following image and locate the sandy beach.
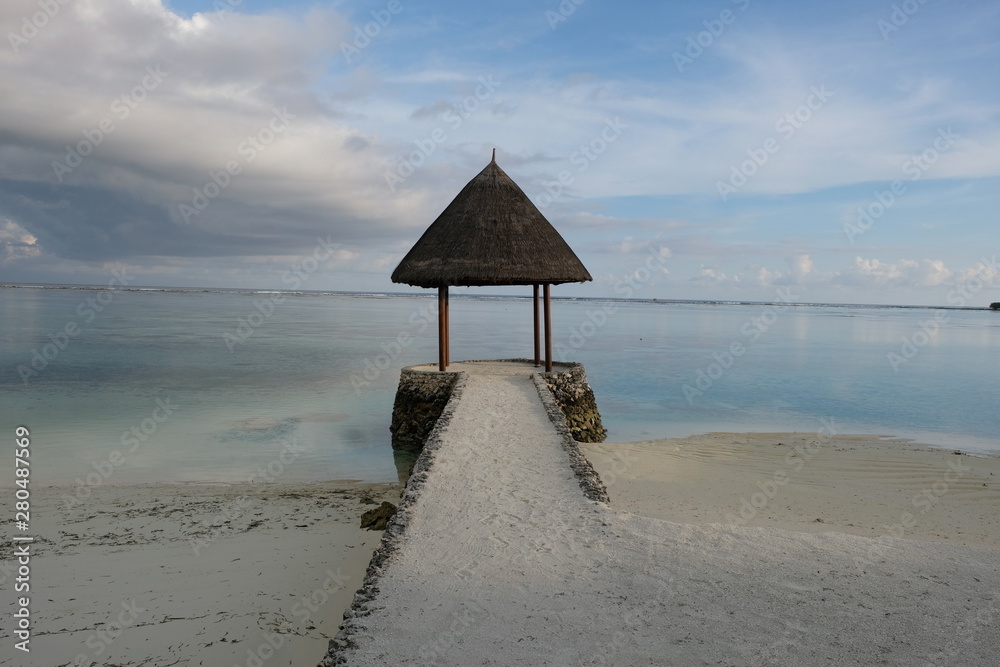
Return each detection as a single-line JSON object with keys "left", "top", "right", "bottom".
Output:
{"left": 6, "top": 427, "right": 999, "bottom": 665}
{"left": 581, "top": 432, "right": 1000, "bottom": 548}
{"left": 3, "top": 481, "right": 399, "bottom": 666}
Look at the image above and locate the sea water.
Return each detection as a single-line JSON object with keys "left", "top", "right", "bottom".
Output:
{"left": 1, "top": 287, "right": 997, "bottom": 487}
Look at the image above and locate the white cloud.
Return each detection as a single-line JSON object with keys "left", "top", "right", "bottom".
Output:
{"left": 0, "top": 0, "right": 446, "bottom": 265}
{"left": 788, "top": 253, "right": 814, "bottom": 280}
{"left": 954, "top": 259, "right": 999, "bottom": 286}
{"left": 690, "top": 265, "right": 727, "bottom": 285}
{"left": 0, "top": 218, "right": 40, "bottom": 261}
{"left": 841, "top": 257, "right": 952, "bottom": 288}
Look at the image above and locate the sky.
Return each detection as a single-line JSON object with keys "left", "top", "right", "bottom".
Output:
{"left": 1, "top": 0, "right": 998, "bottom": 305}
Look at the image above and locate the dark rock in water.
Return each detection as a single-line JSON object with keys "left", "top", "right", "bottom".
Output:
{"left": 360, "top": 502, "right": 397, "bottom": 530}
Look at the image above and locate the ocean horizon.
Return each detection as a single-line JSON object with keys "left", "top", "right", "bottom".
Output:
{"left": 3, "top": 281, "right": 996, "bottom": 311}
{"left": 2, "top": 284, "right": 998, "bottom": 489}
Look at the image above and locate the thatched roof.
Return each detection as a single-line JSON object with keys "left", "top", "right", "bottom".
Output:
{"left": 391, "top": 153, "right": 592, "bottom": 288}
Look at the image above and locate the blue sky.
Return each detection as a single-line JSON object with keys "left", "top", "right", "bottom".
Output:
{"left": 1, "top": 0, "right": 998, "bottom": 304}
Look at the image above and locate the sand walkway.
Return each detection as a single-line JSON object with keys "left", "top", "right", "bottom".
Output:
{"left": 324, "top": 365, "right": 999, "bottom": 666}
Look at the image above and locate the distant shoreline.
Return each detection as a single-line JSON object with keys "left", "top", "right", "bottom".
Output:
{"left": 2, "top": 282, "right": 994, "bottom": 311}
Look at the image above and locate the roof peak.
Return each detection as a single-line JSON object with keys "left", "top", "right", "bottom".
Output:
{"left": 390, "top": 151, "right": 592, "bottom": 288}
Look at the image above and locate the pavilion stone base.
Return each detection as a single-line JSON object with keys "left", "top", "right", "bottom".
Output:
{"left": 389, "top": 360, "right": 606, "bottom": 452}
{"left": 540, "top": 364, "right": 607, "bottom": 443}
{"left": 389, "top": 368, "right": 459, "bottom": 452}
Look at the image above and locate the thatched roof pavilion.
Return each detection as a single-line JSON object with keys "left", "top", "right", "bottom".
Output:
{"left": 392, "top": 150, "right": 592, "bottom": 371}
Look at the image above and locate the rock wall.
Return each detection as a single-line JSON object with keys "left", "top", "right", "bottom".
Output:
{"left": 531, "top": 373, "right": 609, "bottom": 504}
{"left": 389, "top": 368, "right": 459, "bottom": 452}
{"left": 541, "top": 364, "right": 607, "bottom": 443}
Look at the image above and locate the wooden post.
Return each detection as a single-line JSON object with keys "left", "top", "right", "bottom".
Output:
{"left": 443, "top": 286, "right": 450, "bottom": 366}
{"left": 543, "top": 284, "right": 552, "bottom": 372}
{"left": 533, "top": 284, "right": 540, "bottom": 367}
{"left": 437, "top": 286, "right": 446, "bottom": 371}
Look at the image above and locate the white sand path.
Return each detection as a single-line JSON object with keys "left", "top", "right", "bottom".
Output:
{"left": 327, "top": 366, "right": 1000, "bottom": 666}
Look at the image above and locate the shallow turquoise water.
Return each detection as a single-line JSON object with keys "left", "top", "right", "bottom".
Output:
{"left": 1, "top": 287, "right": 997, "bottom": 486}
